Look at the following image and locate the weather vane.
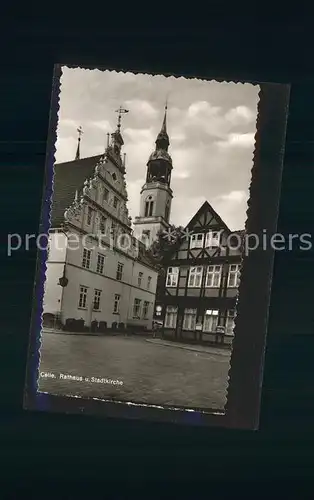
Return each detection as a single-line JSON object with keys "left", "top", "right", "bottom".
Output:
{"left": 115, "top": 106, "right": 129, "bottom": 130}
{"left": 75, "top": 126, "right": 84, "bottom": 160}
{"left": 77, "top": 125, "right": 84, "bottom": 139}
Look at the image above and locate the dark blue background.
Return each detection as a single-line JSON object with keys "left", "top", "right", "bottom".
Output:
{"left": 1, "top": 9, "right": 314, "bottom": 493}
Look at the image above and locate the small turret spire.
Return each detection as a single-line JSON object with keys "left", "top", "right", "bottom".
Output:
{"left": 107, "top": 107, "right": 129, "bottom": 170}
{"left": 75, "top": 126, "right": 83, "bottom": 160}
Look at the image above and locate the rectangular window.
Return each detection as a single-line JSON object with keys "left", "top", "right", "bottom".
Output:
{"left": 226, "top": 309, "right": 236, "bottom": 335}
{"left": 103, "top": 188, "right": 109, "bottom": 203}
{"left": 183, "top": 308, "right": 197, "bottom": 331}
{"left": 113, "top": 294, "right": 121, "bottom": 314}
{"left": 205, "top": 231, "right": 221, "bottom": 248}
{"left": 78, "top": 286, "right": 88, "bottom": 309}
{"left": 188, "top": 266, "right": 203, "bottom": 287}
{"left": 228, "top": 264, "right": 241, "bottom": 287}
{"left": 93, "top": 289, "right": 101, "bottom": 311}
{"left": 164, "top": 306, "right": 178, "bottom": 328}
{"left": 96, "top": 254, "right": 105, "bottom": 274}
{"left": 147, "top": 276, "right": 152, "bottom": 290}
{"left": 133, "top": 298, "right": 141, "bottom": 318}
{"left": 116, "top": 262, "right": 124, "bottom": 281}
{"left": 113, "top": 196, "right": 119, "bottom": 209}
{"left": 82, "top": 248, "right": 92, "bottom": 269}
{"left": 138, "top": 272, "right": 143, "bottom": 287}
{"left": 203, "top": 309, "right": 219, "bottom": 332}
{"left": 166, "top": 267, "right": 179, "bottom": 287}
{"left": 190, "top": 233, "right": 204, "bottom": 249}
{"left": 205, "top": 265, "right": 222, "bottom": 288}
{"left": 142, "top": 301, "right": 149, "bottom": 319}
{"left": 87, "top": 207, "right": 93, "bottom": 226}
{"left": 111, "top": 221, "right": 117, "bottom": 238}
{"left": 99, "top": 216, "right": 107, "bottom": 234}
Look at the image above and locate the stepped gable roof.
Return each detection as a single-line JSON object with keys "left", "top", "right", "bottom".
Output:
{"left": 50, "top": 154, "right": 103, "bottom": 227}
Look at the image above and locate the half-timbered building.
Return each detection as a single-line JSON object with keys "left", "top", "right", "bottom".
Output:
{"left": 155, "top": 201, "right": 244, "bottom": 345}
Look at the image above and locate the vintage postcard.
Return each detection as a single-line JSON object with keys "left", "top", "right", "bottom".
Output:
{"left": 23, "top": 65, "right": 290, "bottom": 429}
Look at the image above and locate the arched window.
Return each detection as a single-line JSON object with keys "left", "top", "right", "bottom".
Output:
{"left": 165, "top": 200, "right": 170, "bottom": 221}
{"left": 145, "top": 195, "right": 154, "bottom": 217}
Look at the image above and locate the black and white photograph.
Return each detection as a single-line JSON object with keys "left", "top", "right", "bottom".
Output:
{"left": 23, "top": 65, "right": 290, "bottom": 428}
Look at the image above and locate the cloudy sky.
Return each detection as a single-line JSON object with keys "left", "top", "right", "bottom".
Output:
{"left": 55, "top": 67, "right": 259, "bottom": 230}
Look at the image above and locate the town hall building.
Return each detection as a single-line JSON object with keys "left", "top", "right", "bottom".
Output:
{"left": 43, "top": 108, "right": 158, "bottom": 332}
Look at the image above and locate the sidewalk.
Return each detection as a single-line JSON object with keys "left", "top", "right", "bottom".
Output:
{"left": 42, "top": 328, "right": 153, "bottom": 338}
{"left": 145, "top": 338, "right": 231, "bottom": 357}
{"left": 42, "top": 328, "right": 105, "bottom": 337}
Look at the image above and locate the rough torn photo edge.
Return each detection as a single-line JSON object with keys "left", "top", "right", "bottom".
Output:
{"left": 23, "top": 63, "right": 291, "bottom": 430}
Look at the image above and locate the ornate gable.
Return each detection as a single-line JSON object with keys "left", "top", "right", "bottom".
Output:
{"left": 63, "top": 153, "right": 131, "bottom": 231}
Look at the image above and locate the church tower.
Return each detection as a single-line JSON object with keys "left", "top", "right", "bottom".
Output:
{"left": 133, "top": 105, "right": 173, "bottom": 245}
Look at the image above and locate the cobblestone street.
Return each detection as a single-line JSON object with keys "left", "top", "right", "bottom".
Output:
{"left": 38, "top": 332, "right": 231, "bottom": 410}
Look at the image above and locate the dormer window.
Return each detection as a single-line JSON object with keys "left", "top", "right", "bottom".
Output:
{"left": 190, "top": 233, "right": 204, "bottom": 249}
{"left": 112, "top": 172, "right": 117, "bottom": 181}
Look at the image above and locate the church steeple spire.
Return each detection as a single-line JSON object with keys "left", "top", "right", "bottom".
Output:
{"left": 155, "top": 102, "right": 170, "bottom": 151}
{"left": 133, "top": 102, "right": 174, "bottom": 244}
{"left": 146, "top": 103, "right": 173, "bottom": 185}
{"left": 75, "top": 126, "right": 83, "bottom": 160}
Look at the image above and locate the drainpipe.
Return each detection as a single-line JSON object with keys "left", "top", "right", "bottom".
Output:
{"left": 126, "top": 260, "right": 135, "bottom": 331}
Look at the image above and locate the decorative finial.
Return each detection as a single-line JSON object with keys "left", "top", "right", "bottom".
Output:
{"left": 106, "top": 132, "right": 110, "bottom": 148}
{"left": 161, "top": 97, "right": 169, "bottom": 133}
{"left": 75, "top": 126, "right": 83, "bottom": 160}
{"left": 115, "top": 105, "right": 129, "bottom": 131}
